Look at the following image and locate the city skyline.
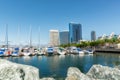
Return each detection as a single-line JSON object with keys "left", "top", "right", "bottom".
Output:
{"left": 0, "top": 0, "right": 120, "bottom": 45}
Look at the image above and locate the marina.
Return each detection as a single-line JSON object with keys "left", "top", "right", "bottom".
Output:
{"left": 0, "top": 46, "right": 94, "bottom": 57}
{"left": 0, "top": 0, "right": 120, "bottom": 79}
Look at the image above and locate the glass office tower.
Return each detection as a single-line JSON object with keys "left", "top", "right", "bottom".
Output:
{"left": 69, "top": 23, "right": 82, "bottom": 43}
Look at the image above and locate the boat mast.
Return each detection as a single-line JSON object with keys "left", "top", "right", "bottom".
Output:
{"left": 5, "top": 24, "right": 8, "bottom": 49}
{"left": 17, "top": 25, "right": 20, "bottom": 46}
{"left": 29, "top": 25, "right": 32, "bottom": 47}
{"left": 38, "top": 27, "right": 40, "bottom": 49}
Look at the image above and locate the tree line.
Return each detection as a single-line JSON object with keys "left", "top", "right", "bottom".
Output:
{"left": 59, "top": 38, "right": 120, "bottom": 48}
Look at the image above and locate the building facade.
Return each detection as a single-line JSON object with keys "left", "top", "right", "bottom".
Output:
{"left": 69, "top": 23, "right": 82, "bottom": 43}
{"left": 91, "top": 31, "right": 96, "bottom": 41}
{"left": 59, "top": 31, "right": 69, "bottom": 45}
{"left": 49, "top": 30, "right": 59, "bottom": 46}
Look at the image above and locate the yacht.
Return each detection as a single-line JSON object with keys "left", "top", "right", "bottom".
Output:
{"left": 84, "top": 49, "right": 94, "bottom": 54}
{"left": 57, "top": 47, "right": 66, "bottom": 55}
{"left": 11, "top": 48, "right": 19, "bottom": 57}
{"left": 77, "top": 48, "right": 84, "bottom": 54}
{"left": 36, "top": 48, "right": 45, "bottom": 56}
{"left": 69, "top": 47, "right": 79, "bottom": 54}
{"left": 22, "top": 48, "right": 31, "bottom": 56}
{"left": 46, "top": 47, "right": 54, "bottom": 56}
{"left": 0, "top": 48, "right": 5, "bottom": 57}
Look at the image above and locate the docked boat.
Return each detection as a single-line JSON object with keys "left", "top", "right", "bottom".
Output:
{"left": 0, "top": 51, "right": 4, "bottom": 57}
{"left": 69, "top": 47, "right": 79, "bottom": 54}
{"left": 57, "top": 47, "right": 66, "bottom": 55}
{"left": 22, "top": 48, "right": 31, "bottom": 56}
{"left": 4, "top": 52, "right": 11, "bottom": 57}
{"left": 11, "top": 48, "right": 19, "bottom": 57}
{"left": 77, "top": 48, "right": 84, "bottom": 54}
{"left": 3, "top": 48, "right": 11, "bottom": 57}
{"left": 29, "top": 48, "right": 36, "bottom": 56}
{"left": 0, "top": 48, "right": 5, "bottom": 57}
{"left": 46, "top": 47, "right": 54, "bottom": 56}
{"left": 12, "top": 52, "right": 19, "bottom": 57}
{"left": 84, "top": 49, "right": 94, "bottom": 54}
{"left": 23, "top": 52, "right": 31, "bottom": 56}
{"left": 36, "top": 48, "right": 45, "bottom": 56}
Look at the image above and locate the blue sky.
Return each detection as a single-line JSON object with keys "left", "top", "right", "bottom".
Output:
{"left": 0, "top": 0, "right": 120, "bottom": 45}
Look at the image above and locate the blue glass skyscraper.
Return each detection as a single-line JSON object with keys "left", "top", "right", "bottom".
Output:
{"left": 69, "top": 23, "right": 82, "bottom": 43}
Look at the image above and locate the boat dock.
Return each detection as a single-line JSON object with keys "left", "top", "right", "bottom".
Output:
{"left": 95, "top": 48, "right": 120, "bottom": 53}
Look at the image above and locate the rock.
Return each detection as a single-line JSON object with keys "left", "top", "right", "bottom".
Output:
{"left": 40, "top": 77, "right": 55, "bottom": 80}
{"left": 87, "top": 64, "right": 120, "bottom": 80}
{"left": 0, "top": 59, "right": 39, "bottom": 80}
{"left": 65, "top": 67, "right": 94, "bottom": 80}
{"left": 115, "top": 65, "right": 120, "bottom": 70}
{"left": 66, "top": 65, "right": 120, "bottom": 80}
{"left": 1, "top": 58, "right": 120, "bottom": 80}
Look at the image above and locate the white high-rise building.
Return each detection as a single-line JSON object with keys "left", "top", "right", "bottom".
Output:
{"left": 49, "top": 30, "right": 59, "bottom": 46}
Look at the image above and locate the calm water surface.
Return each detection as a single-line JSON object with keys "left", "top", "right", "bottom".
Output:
{"left": 1, "top": 53, "right": 120, "bottom": 79}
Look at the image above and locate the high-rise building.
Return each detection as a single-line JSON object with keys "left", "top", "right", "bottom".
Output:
{"left": 49, "top": 30, "right": 59, "bottom": 46}
{"left": 91, "top": 31, "right": 96, "bottom": 41}
{"left": 69, "top": 23, "right": 82, "bottom": 43}
{"left": 59, "top": 31, "right": 69, "bottom": 45}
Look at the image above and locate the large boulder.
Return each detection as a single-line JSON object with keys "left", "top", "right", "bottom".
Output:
{"left": 87, "top": 65, "right": 120, "bottom": 80}
{"left": 65, "top": 67, "right": 94, "bottom": 80}
{"left": 66, "top": 65, "right": 120, "bottom": 80}
{"left": 0, "top": 59, "right": 39, "bottom": 80}
{"left": 40, "top": 77, "right": 55, "bottom": 80}
{"left": 115, "top": 65, "right": 120, "bottom": 70}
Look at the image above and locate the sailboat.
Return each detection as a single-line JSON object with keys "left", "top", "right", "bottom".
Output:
{"left": 37, "top": 27, "right": 45, "bottom": 56}
{"left": 22, "top": 26, "right": 35, "bottom": 56}
{"left": 11, "top": 26, "right": 20, "bottom": 57}
{"left": 11, "top": 47, "right": 19, "bottom": 57}
{"left": 0, "top": 48, "right": 5, "bottom": 57}
{"left": 4, "top": 24, "right": 11, "bottom": 57}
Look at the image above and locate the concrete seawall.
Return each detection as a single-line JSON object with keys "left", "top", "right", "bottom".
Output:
{"left": 95, "top": 48, "right": 120, "bottom": 53}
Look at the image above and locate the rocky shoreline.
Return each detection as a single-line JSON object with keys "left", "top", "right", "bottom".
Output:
{"left": 0, "top": 59, "right": 120, "bottom": 80}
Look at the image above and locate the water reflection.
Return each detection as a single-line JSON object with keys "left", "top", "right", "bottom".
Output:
{"left": 95, "top": 53, "right": 120, "bottom": 67}
{"left": 59, "top": 55, "right": 65, "bottom": 59}
{"left": 36, "top": 56, "right": 42, "bottom": 60}
{"left": 23, "top": 56, "right": 31, "bottom": 60}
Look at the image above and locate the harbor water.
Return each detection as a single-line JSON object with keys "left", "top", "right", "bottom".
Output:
{"left": 1, "top": 53, "right": 120, "bottom": 79}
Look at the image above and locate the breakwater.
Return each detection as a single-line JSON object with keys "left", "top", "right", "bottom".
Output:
{"left": 1, "top": 53, "right": 120, "bottom": 79}
{"left": 1, "top": 59, "right": 120, "bottom": 80}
